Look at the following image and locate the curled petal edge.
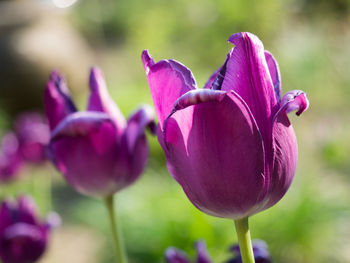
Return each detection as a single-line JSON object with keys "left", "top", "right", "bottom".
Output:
{"left": 167, "top": 89, "right": 227, "bottom": 120}
{"left": 273, "top": 90, "right": 309, "bottom": 121}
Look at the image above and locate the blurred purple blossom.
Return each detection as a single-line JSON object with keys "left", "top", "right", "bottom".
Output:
{"left": 0, "top": 195, "right": 59, "bottom": 263}
{"left": 46, "top": 67, "right": 155, "bottom": 197}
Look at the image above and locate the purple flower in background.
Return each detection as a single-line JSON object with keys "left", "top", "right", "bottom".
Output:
{"left": 165, "top": 241, "right": 211, "bottom": 263}
{"left": 165, "top": 240, "right": 271, "bottom": 263}
{"left": 0, "top": 133, "right": 23, "bottom": 183}
{"left": 14, "top": 113, "right": 50, "bottom": 164}
{"left": 0, "top": 196, "right": 59, "bottom": 263}
{"left": 45, "top": 67, "right": 155, "bottom": 197}
{"left": 227, "top": 240, "right": 271, "bottom": 263}
{"left": 0, "top": 113, "right": 49, "bottom": 183}
{"left": 142, "top": 32, "right": 309, "bottom": 219}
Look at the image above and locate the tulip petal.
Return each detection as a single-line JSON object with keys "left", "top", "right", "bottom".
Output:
{"left": 49, "top": 112, "right": 123, "bottom": 197}
{"left": 0, "top": 200, "right": 12, "bottom": 232}
{"left": 276, "top": 90, "right": 309, "bottom": 118}
{"left": 44, "top": 71, "right": 77, "bottom": 131}
{"left": 142, "top": 50, "right": 197, "bottom": 129}
{"left": 123, "top": 105, "right": 155, "bottom": 153}
{"left": 165, "top": 247, "right": 190, "bottom": 263}
{"left": 224, "top": 33, "right": 278, "bottom": 149}
{"left": 261, "top": 109, "right": 298, "bottom": 210}
{"left": 168, "top": 89, "right": 226, "bottom": 119}
{"left": 162, "top": 91, "right": 265, "bottom": 219}
{"left": 115, "top": 105, "right": 155, "bottom": 187}
{"left": 17, "top": 196, "right": 38, "bottom": 225}
{"left": 264, "top": 51, "right": 281, "bottom": 103}
{"left": 88, "top": 67, "right": 126, "bottom": 135}
{"left": 195, "top": 241, "right": 211, "bottom": 263}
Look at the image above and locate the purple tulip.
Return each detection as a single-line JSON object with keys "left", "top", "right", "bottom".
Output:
{"left": 0, "top": 196, "right": 58, "bottom": 263}
{"left": 165, "top": 241, "right": 211, "bottom": 263}
{"left": 228, "top": 240, "right": 271, "bottom": 263}
{"left": 14, "top": 113, "right": 50, "bottom": 164}
{"left": 46, "top": 67, "right": 155, "bottom": 197}
{"left": 0, "top": 132, "right": 23, "bottom": 183}
{"left": 142, "top": 32, "right": 309, "bottom": 219}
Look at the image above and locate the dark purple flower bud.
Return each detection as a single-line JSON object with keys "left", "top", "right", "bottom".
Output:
{"left": 0, "top": 133, "right": 23, "bottom": 183}
{"left": 165, "top": 247, "right": 190, "bottom": 263}
{"left": 0, "top": 196, "right": 58, "bottom": 263}
{"left": 164, "top": 241, "right": 211, "bottom": 263}
{"left": 14, "top": 113, "right": 50, "bottom": 163}
{"left": 46, "top": 68, "right": 155, "bottom": 197}
{"left": 142, "top": 32, "right": 309, "bottom": 219}
{"left": 228, "top": 240, "right": 271, "bottom": 263}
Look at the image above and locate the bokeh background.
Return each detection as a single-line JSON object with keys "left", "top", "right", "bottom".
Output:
{"left": 0, "top": 0, "right": 350, "bottom": 262}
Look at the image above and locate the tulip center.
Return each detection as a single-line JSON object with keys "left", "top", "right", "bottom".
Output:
{"left": 211, "top": 57, "right": 229, "bottom": 90}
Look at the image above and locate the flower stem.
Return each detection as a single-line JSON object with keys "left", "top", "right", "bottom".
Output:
{"left": 104, "top": 195, "right": 128, "bottom": 263}
{"left": 234, "top": 217, "right": 255, "bottom": 263}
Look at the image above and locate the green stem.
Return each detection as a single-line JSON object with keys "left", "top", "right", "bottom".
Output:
{"left": 104, "top": 195, "right": 128, "bottom": 263}
{"left": 234, "top": 217, "right": 255, "bottom": 263}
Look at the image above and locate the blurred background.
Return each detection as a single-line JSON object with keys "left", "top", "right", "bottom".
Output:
{"left": 0, "top": 0, "right": 350, "bottom": 262}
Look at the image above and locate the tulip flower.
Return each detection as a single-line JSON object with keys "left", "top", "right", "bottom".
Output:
{"left": 0, "top": 132, "right": 23, "bottom": 183}
{"left": 165, "top": 240, "right": 271, "bottom": 263}
{"left": 45, "top": 67, "right": 155, "bottom": 263}
{"left": 0, "top": 113, "right": 49, "bottom": 184}
{"left": 142, "top": 32, "right": 309, "bottom": 263}
{"left": 15, "top": 113, "right": 50, "bottom": 164}
{"left": 0, "top": 195, "right": 59, "bottom": 263}
{"left": 165, "top": 241, "right": 211, "bottom": 263}
{"left": 227, "top": 240, "right": 271, "bottom": 263}
{"left": 46, "top": 68, "right": 154, "bottom": 197}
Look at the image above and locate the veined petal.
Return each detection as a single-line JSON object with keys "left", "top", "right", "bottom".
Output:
{"left": 224, "top": 33, "right": 278, "bottom": 148}
{"left": 142, "top": 50, "right": 197, "bottom": 129}
{"left": 265, "top": 51, "right": 281, "bottom": 103}
{"left": 162, "top": 91, "right": 265, "bottom": 219}
{"left": 49, "top": 112, "right": 122, "bottom": 197}
{"left": 165, "top": 247, "right": 190, "bottom": 263}
{"left": 260, "top": 110, "right": 298, "bottom": 214}
{"left": 44, "top": 71, "right": 77, "bottom": 131}
{"left": 87, "top": 67, "right": 126, "bottom": 135}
